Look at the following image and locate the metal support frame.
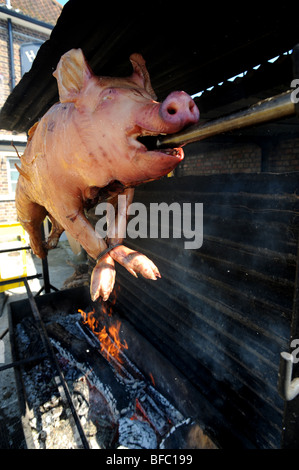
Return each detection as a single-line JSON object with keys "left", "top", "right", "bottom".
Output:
{"left": 0, "top": 224, "right": 58, "bottom": 294}
{"left": 1, "top": 281, "right": 90, "bottom": 449}
{"left": 0, "top": 227, "right": 90, "bottom": 448}
{"left": 21, "top": 279, "right": 90, "bottom": 449}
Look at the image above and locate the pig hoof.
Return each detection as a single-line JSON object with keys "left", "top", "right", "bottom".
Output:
{"left": 110, "top": 245, "right": 161, "bottom": 280}
{"left": 90, "top": 255, "right": 116, "bottom": 302}
{"left": 43, "top": 237, "right": 59, "bottom": 251}
{"left": 30, "top": 238, "right": 47, "bottom": 259}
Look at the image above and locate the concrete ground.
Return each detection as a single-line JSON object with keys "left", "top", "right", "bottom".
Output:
{"left": 0, "top": 240, "right": 84, "bottom": 448}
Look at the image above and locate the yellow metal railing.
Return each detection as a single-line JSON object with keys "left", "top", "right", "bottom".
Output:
{"left": 0, "top": 223, "right": 28, "bottom": 292}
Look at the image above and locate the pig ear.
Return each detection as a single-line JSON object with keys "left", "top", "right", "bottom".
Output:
{"left": 53, "top": 48, "right": 93, "bottom": 103}
{"left": 129, "top": 53, "right": 157, "bottom": 100}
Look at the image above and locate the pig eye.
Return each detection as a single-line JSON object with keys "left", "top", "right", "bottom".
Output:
{"left": 101, "top": 89, "right": 115, "bottom": 101}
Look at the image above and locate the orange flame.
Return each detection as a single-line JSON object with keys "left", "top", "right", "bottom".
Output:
{"left": 78, "top": 307, "right": 128, "bottom": 367}
{"left": 149, "top": 372, "right": 155, "bottom": 387}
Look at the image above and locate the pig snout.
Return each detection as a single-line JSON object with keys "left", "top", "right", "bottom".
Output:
{"left": 159, "top": 91, "right": 199, "bottom": 131}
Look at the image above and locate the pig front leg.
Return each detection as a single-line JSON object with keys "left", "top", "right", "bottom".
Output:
{"left": 51, "top": 203, "right": 116, "bottom": 302}
{"left": 89, "top": 189, "right": 133, "bottom": 302}
{"left": 90, "top": 253, "right": 116, "bottom": 302}
{"left": 92, "top": 188, "right": 160, "bottom": 301}
{"left": 71, "top": 218, "right": 116, "bottom": 302}
{"left": 44, "top": 215, "right": 65, "bottom": 251}
{"left": 18, "top": 202, "right": 48, "bottom": 259}
{"left": 106, "top": 188, "right": 161, "bottom": 281}
{"left": 15, "top": 181, "right": 48, "bottom": 259}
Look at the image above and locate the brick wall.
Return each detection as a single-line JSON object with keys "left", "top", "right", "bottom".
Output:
{"left": 0, "top": 151, "right": 20, "bottom": 223}
{"left": 0, "top": 18, "right": 49, "bottom": 107}
{"left": 0, "top": 18, "right": 50, "bottom": 223}
{"left": 177, "top": 138, "right": 299, "bottom": 176}
{"left": 266, "top": 137, "right": 299, "bottom": 172}
{"left": 0, "top": 199, "right": 17, "bottom": 222}
{"left": 177, "top": 142, "right": 262, "bottom": 176}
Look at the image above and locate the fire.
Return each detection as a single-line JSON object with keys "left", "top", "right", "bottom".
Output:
{"left": 78, "top": 307, "right": 128, "bottom": 366}
{"left": 98, "top": 321, "right": 128, "bottom": 363}
{"left": 149, "top": 373, "right": 155, "bottom": 387}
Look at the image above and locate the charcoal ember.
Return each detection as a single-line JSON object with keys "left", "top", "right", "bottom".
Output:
{"left": 38, "top": 430, "right": 47, "bottom": 442}
{"left": 61, "top": 360, "right": 119, "bottom": 448}
{"left": 15, "top": 319, "right": 46, "bottom": 362}
{"left": 13, "top": 304, "right": 193, "bottom": 449}
{"left": 70, "top": 375, "right": 89, "bottom": 417}
{"left": 28, "top": 393, "right": 77, "bottom": 449}
{"left": 135, "top": 394, "right": 171, "bottom": 436}
{"left": 118, "top": 417, "right": 157, "bottom": 449}
{"left": 41, "top": 404, "right": 64, "bottom": 427}
{"left": 22, "top": 360, "right": 58, "bottom": 410}
{"left": 41, "top": 395, "right": 60, "bottom": 411}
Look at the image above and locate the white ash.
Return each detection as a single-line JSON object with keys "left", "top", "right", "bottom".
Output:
{"left": 14, "top": 312, "right": 190, "bottom": 449}
{"left": 159, "top": 418, "right": 192, "bottom": 449}
{"left": 51, "top": 337, "right": 120, "bottom": 420}
{"left": 118, "top": 417, "right": 157, "bottom": 449}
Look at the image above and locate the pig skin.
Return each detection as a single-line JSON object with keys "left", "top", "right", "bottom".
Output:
{"left": 15, "top": 49, "right": 199, "bottom": 301}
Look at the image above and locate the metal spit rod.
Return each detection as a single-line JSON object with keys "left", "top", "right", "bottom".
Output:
{"left": 157, "top": 90, "right": 296, "bottom": 148}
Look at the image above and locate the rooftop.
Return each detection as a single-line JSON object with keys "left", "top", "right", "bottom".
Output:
{"left": 0, "top": 0, "right": 62, "bottom": 25}
{"left": 1, "top": 2, "right": 299, "bottom": 135}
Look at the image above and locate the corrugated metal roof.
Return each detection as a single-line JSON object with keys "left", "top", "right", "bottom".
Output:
{"left": 1, "top": 1, "right": 299, "bottom": 132}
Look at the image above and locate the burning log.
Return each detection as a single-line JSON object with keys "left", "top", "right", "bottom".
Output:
{"left": 78, "top": 309, "right": 144, "bottom": 382}
{"left": 10, "top": 285, "right": 214, "bottom": 449}
{"left": 45, "top": 321, "right": 131, "bottom": 417}
{"left": 45, "top": 321, "right": 187, "bottom": 449}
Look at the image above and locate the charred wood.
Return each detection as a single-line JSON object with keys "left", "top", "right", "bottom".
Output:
{"left": 45, "top": 321, "right": 131, "bottom": 415}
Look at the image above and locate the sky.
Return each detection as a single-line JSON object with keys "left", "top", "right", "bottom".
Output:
{"left": 56, "top": 0, "right": 68, "bottom": 5}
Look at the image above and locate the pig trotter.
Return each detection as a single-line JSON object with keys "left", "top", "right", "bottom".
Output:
{"left": 43, "top": 216, "right": 65, "bottom": 251}
{"left": 90, "top": 254, "right": 116, "bottom": 302}
{"left": 110, "top": 245, "right": 161, "bottom": 280}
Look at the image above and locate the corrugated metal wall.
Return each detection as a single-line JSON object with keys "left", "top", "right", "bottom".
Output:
{"left": 112, "top": 173, "right": 299, "bottom": 448}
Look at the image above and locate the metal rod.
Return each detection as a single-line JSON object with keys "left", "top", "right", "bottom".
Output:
{"left": 0, "top": 245, "right": 31, "bottom": 253}
{"left": 0, "top": 353, "right": 47, "bottom": 372}
{"left": 0, "top": 328, "right": 8, "bottom": 340}
{"left": 41, "top": 223, "right": 51, "bottom": 294}
{"left": 0, "top": 273, "right": 42, "bottom": 287}
{"left": 157, "top": 90, "right": 296, "bottom": 148}
{"left": 23, "top": 279, "right": 90, "bottom": 449}
{"left": 7, "top": 18, "right": 15, "bottom": 90}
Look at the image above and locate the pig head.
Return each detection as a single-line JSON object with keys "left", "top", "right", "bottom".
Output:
{"left": 15, "top": 48, "right": 199, "bottom": 301}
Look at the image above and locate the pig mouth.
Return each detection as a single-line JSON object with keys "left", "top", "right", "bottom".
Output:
{"left": 136, "top": 135, "right": 184, "bottom": 159}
